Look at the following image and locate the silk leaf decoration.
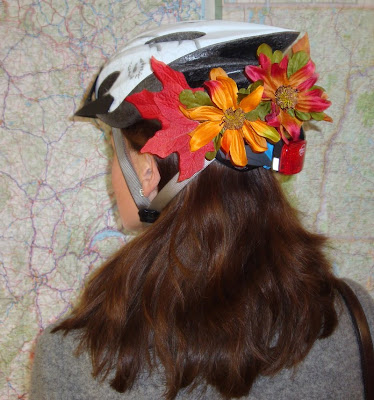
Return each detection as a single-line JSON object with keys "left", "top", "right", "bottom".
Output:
{"left": 126, "top": 57, "right": 214, "bottom": 181}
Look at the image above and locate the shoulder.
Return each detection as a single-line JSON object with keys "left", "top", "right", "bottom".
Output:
{"left": 244, "top": 278, "right": 373, "bottom": 400}
{"left": 30, "top": 322, "right": 168, "bottom": 400}
{"left": 32, "top": 321, "right": 84, "bottom": 376}
{"left": 30, "top": 322, "right": 85, "bottom": 400}
{"left": 34, "top": 322, "right": 79, "bottom": 355}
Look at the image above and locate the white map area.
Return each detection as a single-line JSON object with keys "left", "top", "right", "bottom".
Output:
{"left": 0, "top": 0, "right": 373, "bottom": 398}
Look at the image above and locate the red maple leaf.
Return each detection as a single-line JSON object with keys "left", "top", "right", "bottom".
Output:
{"left": 126, "top": 57, "right": 214, "bottom": 181}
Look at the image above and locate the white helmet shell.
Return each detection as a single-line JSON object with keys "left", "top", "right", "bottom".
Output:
{"left": 76, "top": 20, "right": 298, "bottom": 129}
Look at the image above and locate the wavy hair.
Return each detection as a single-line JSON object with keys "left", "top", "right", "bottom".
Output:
{"left": 54, "top": 121, "right": 338, "bottom": 399}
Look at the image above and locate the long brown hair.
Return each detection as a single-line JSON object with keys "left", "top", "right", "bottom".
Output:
{"left": 54, "top": 122, "right": 338, "bottom": 399}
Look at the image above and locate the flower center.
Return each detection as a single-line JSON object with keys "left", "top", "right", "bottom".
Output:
{"left": 222, "top": 108, "right": 246, "bottom": 130}
{"left": 275, "top": 86, "right": 298, "bottom": 109}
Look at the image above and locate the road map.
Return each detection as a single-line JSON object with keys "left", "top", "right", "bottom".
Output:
{"left": 0, "top": 0, "right": 373, "bottom": 398}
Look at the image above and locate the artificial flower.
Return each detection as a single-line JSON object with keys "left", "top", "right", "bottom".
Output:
{"left": 245, "top": 34, "right": 332, "bottom": 142}
{"left": 180, "top": 68, "right": 280, "bottom": 167}
{"left": 126, "top": 57, "right": 214, "bottom": 181}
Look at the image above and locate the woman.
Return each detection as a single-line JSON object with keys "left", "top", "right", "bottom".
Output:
{"left": 30, "top": 21, "right": 374, "bottom": 399}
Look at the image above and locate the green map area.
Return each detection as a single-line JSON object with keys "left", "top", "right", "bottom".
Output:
{"left": 0, "top": 0, "right": 373, "bottom": 398}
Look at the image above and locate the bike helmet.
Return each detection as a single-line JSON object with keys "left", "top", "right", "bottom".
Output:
{"left": 76, "top": 20, "right": 331, "bottom": 223}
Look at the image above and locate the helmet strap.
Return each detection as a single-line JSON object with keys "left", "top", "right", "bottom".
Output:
{"left": 112, "top": 127, "right": 213, "bottom": 223}
{"left": 112, "top": 128, "right": 151, "bottom": 210}
{"left": 149, "top": 158, "right": 214, "bottom": 212}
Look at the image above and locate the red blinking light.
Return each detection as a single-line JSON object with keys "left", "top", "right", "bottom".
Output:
{"left": 278, "top": 140, "right": 307, "bottom": 175}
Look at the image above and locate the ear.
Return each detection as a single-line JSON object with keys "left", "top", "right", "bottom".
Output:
{"left": 137, "top": 153, "right": 160, "bottom": 201}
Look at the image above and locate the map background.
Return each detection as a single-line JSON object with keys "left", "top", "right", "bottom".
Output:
{"left": 0, "top": 0, "right": 373, "bottom": 398}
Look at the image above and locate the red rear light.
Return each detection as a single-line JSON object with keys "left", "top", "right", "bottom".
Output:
{"left": 278, "top": 140, "right": 307, "bottom": 175}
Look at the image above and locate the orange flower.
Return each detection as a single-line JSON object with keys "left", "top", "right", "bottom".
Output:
{"left": 180, "top": 68, "right": 280, "bottom": 167}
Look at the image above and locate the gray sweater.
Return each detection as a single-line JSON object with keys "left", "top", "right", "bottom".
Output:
{"left": 30, "top": 279, "right": 374, "bottom": 399}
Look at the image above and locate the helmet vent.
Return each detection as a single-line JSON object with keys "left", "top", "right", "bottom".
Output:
{"left": 98, "top": 71, "right": 120, "bottom": 98}
{"left": 145, "top": 31, "right": 205, "bottom": 44}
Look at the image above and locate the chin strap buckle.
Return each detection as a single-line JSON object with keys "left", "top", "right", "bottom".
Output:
{"left": 138, "top": 208, "right": 160, "bottom": 223}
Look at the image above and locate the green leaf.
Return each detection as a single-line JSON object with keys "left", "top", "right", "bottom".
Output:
{"left": 213, "top": 131, "right": 223, "bottom": 151}
{"left": 237, "top": 94, "right": 246, "bottom": 103}
{"left": 295, "top": 110, "right": 311, "bottom": 121}
{"left": 287, "top": 108, "right": 296, "bottom": 118}
{"left": 206, "top": 131, "right": 223, "bottom": 159}
{"left": 287, "top": 51, "right": 309, "bottom": 79}
{"left": 245, "top": 101, "right": 271, "bottom": 122}
{"left": 238, "top": 82, "right": 263, "bottom": 103}
{"left": 249, "top": 80, "right": 264, "bottom": 93}
{"left": 237, "top": 87, "right": 251, "bottom": 103}
{"left": 310, "top": 112, "right": 325, "bottom": 121}
{"left": 257, "top": 101, "right": 271, "bottom": 120}
{"left": 194, "top": 91, "right": 213, "bottom": 106}
{"left": 245, "top": 109, "right": 259, "bottom": 121}
{"left": 257, "top": 43, "right": 273, "bottom": 59}
{"left": 205, "top": 150, "right": 217, "bottom": 161}
{"left": 261, "top": 126, "right": 281, "bottom": 143}
{"left": 272, "top": 50, "right": 283, "bottom": 63}
{"left": 179, "top": 90, "right": 213, "bottom": 108}
{"left": 310, "top": 85, "right": 326, "bottom": 92}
